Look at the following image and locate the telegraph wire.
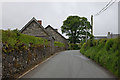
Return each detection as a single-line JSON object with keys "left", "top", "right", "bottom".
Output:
{"left": 94, "top": 0, "right": 117, "bottom": 16}
{"left": 100, "top": 0, "right": 117, "bottom": 13}
{"left": 95, "top": 0, "right": 113, "bottom": 16}
{"left": 94, "top": 0, "right": 113, "bottom": 16}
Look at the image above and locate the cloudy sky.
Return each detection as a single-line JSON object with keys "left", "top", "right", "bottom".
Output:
{"left": 1, "top": 0, "right": 119, "bottom": 38}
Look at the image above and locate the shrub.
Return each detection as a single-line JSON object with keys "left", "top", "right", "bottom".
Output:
{"left": 112, "top": 38, "right": 119, "bottom": 52}
{"left": 105, "top": 39, "right": 113, "bottom": 51}
{"left": 68, "top": 43, "right": 80, "bottom": 50}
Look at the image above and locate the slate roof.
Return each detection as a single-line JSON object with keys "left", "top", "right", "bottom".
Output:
{"left": 45, "top": 25, "right": 67, "bottom": 40}
{"left": 20, "top": 17, "right": 49, "bottom": 36}
{"left": 19, "top": 17, "right": 55, "bottom": 40}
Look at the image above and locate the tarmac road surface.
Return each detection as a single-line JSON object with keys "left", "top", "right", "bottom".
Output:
{"left": 22, "top": 50, "right": 115, "bottom": 78}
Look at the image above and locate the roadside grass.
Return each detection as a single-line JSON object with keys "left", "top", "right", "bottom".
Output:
{"left": 2, "top": 30, "right": 49, "bottom": 47}
{"left": 80, "top": 38, "right": 120, "bottom": 77}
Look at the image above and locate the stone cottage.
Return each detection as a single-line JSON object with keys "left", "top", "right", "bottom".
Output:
{"left": 20, "top": 17, "right": 68, "bottom": 52}
{"left": 20, "top": 17, "right": 55, "bottom": 53}
{"left": 20, "top": 17, "right": 53, "bottom": 40}
{"left": 45, "top": 25, "right": 68, "bottom": 50}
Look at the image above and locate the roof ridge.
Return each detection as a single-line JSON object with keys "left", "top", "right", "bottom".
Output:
{"left": 20, "top": 17, "right": 50, "bottom": 36}
{"left": 45, "top": 25, "right": 67, "bottom": 40}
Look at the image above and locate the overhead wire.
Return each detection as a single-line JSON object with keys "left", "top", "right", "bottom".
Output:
{"left": 94, "top": 0, "right": 117, "bottom": 16}
{"left": 95, "top": 0, "right": 113, "bottom": 16}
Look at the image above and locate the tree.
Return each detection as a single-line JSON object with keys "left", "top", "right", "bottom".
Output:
{"left": 61, "top": 16, "right": 93, "bottom": 44}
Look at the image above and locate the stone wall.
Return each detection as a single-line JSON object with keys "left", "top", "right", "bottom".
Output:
{"left": 2, "top": 42, "right": 65, "bottom": 79}
{"left": 107, "top": 34, "right": 120, "bottom": 39}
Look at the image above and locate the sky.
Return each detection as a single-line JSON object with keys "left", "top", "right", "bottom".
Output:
{"left": 118, "top": 1, "right": 120, "bottom": 34}
{"left": 1, "top": 0, "right": 119, "bottom": 38}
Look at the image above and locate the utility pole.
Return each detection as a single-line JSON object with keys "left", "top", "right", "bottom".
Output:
{"left": 91, "top": 15, "right": 93, "bottom": 35}
{"left": 86, "top": 25, "right": 87, "bottom": 42}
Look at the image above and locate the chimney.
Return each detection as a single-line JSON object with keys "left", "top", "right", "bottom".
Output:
{"left": 55, "top": 29, "right": 58, "bottom": 31}
{"left": 108, "top": 32, "right": 110, "bottom": 35}
{"left": 107, "top": 32, "right": 111, "bottom": 38}
{"left": 38, "top": 20, "right": 42, "bottom": 25}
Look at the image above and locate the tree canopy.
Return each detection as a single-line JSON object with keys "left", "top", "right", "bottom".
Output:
{"left": 61, "top": 16, "right": 93, "bottom": 44}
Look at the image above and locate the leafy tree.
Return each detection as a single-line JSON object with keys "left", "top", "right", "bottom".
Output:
{"left": 61, "top": 16, "right": 93, "bottom": 44}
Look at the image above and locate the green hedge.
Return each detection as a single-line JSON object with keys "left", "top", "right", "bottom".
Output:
{"left": 80, "top": 38, "right": 120, "bottom": 77}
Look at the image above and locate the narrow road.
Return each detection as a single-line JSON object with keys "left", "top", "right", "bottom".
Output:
{"left": 22, "top": 50, "right": 114, "bottom": 78}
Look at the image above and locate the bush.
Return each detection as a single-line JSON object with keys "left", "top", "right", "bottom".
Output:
{"left": 87, "top": 39, "right": 94, "bottom": 47}
{"left": 92, "top": 39, "right": 99, "bottom": 46}
{"left": 112, "top": 38, "right": 119, "bottom": 52}
{"left": 105, "top": 39, "right": 113, "bottom": 51}
{"left": 69, "top": 43, "right": 80, "bottom": 50}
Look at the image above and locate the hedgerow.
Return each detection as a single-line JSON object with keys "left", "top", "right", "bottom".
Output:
{"left": 80, "top": 38, "right": 120, "bottom": 77}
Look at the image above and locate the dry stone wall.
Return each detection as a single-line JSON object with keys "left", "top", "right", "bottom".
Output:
{"left": 2, "top": 42, "right": 65, "bottom": 79}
